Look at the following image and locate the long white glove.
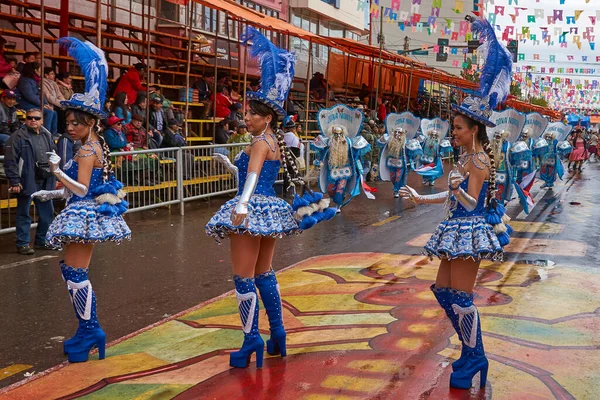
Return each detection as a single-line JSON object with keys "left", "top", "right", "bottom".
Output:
{"left": 399, "top": 185, "right": 448, "bottom": 205}
{"left": 213, "top": 153, "right": 238, "bottom": 186}
{"left": 231, "top": 172, "right": 258, "bottom": 226}
{"left": 47, "top": 151, "right": 89, "bottom": 197}
{"left": 31, "top": 188, "right": 68, "bottom": 202}
{"left": 448, "top": 170, "right": 477, "bottom": 211}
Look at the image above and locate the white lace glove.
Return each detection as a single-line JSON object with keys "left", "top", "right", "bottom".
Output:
{"left": 398, "top": 185, "right": 448, "bottom": 205}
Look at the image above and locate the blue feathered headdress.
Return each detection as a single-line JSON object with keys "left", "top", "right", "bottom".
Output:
{"left": 58, "top": 37, "right": 108, "bottom": 118}
{"left": 241, "top": 27, "right": 296, "bottom": 117}
{"left": 452, "top": 16, "right": 513, "bottom": 127}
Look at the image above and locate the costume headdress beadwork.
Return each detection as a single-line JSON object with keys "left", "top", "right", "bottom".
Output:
{"left": 241, "top": 27, "right": 296, "bottom": 117}
{"left": 452, "top": 17, "right": 513, "bottom": 127}
{"left": 58, "top": 37, "right": 108, "bottom": 118}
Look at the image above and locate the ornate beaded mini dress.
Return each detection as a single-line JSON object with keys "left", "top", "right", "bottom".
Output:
{"left": 205, "top": 134, "right": 300, "bottom": 243}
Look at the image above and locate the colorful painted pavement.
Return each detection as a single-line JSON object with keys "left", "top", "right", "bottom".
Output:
{"left": 1, "top": 229, "right": 599, "bottom": 400}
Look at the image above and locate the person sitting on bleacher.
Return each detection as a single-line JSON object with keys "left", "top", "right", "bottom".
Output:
{"left": 211, "top": 85, "right": 234, "bottom": 119}
{"left": 125, "top": 113, "right": 161, "bottom": 149}
{"left": 0, "top": 89, "right": 19, "bottom": 153}
{"left": 113, "top": 62, "right": 147, "bottom": 104}
{"left": 16, "top": 52, "right": 36, "bottom": 74}
{"left": 148, "top": 96, "right": 167, "bottom": 135}
{"left": 162, "top": 119, "right": 186, "bottom": 148}
{"left": 17, "top": 62, "right": 58, "bottom": 139}
{"left": 193, "top": 72, "right": 213, "bottom": 118}
{"left": 112, "top": 91, "right": 132, "bottom": 125}
{"left": 41, "top": 67, "right": 65, "bottom": 137}
{"left": 103, "top": 116, "right": 130, "bottom": 153}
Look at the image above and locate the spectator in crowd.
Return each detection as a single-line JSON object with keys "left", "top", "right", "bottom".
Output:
{"left": 125, "top": 113, "right": 162, "bottom": 149}
{"left": 103, "top": 116, "right": 129, "bottom": 152}
{"left": 227, "top": 121, "right": 251, "bottom": 161}
{"left": 17, "top": 62, "right": 58, "bottom": 137}
{"left": 211, "top": 85, "right": 233, "bottom": 119}
{"left": 215, "top": 118, "right": 231, "bottom": 144}
{"left": 113, "top": 62, "right": 147, "bottom": 104}
{"left": 193, "top": 72, "right": 213, "bottom": 118}
{"left": 280, "top": 115, "right": 304, "bottom": 193}
{"left": 55, "top": 72, "right": 74, "bottom": 134}
{"left": 310, "top": 72, "right": 327, "bottom": 100}
{"left": 247, "top": 78, "right": 260, "bottom": 94}
{"left": 131, "top": 93, "right": 147, "bottom": 120}
{"left": 0, "top": 89, "right": 19, "bottom": 152}
{"left": 4, "top": 108, "right": 57, "bottom": 255}
{"left": 148, "top": 96, "right": 167, "bottom": 134}
{"left": 359, "top": 83, "right": 370, "bottom": 103}
{"left": 0, "top": 37, "right": 18, "bottom": 89}
{"left": 377, "top": 98, "right": 387, "bottom": 122}
{"left": 41, "top": 67, "right": 65, "bottom": 136}
{"left": 56, "top": 71, "right": 74, "bottom": 100}
{"left": 113, "top": 91, "right": 131, "bottom": 124}
{"left": 162, "top": 119, "right": 186, "bottom": 148}
{"left": 17, "top": 52, "right": 36, "bottom": 73}
{"left": 149, "top": 84, "right": 161, "bottom": 98}
{"left": 56, "top": 127, "right": 81, "bottom": 170}
{"left": 103, "top": 99, "right": 113, "bottom": 117}
{"left": 124, "top": 114, "right": 161, "bottom": 184}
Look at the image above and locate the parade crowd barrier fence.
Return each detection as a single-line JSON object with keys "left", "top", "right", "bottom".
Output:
{"left": 0, "top": 142, "right": 314, "bottom": 235}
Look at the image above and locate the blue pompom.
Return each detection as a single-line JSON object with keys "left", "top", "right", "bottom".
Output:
{"left": 311, "top": 191, "right": 324, "bottom": 202}
{"left": 98, "top": 202, "right": 118, "bottom": 217}
{"left": 496, "top": 203, "right": 506, "bottom": 216}
{"left": 91, "top": 182, "right": 118, "bottom": 196}
{"left": 111, "top": 176, "right": 124, "bottom": 190}
{"left": 115, "top": 201, "right": 128, "bottom": 215}
{"left": 321, "top": 207, "right": 337, "bottom": 221}
{"left": 485, "top": 212, "right": 502, "bottom": 225}
{"left": 497, "top": 232, "right": 510, "bottom": 247}
{"left": 292, "top": 194, "right": 309, "bottom": 211}
{"left": 312, "top": 211, "right": 325, "bottom": 223}
{"left": 299, "top": 215, "right": 317, "bottom": 230}
{"left": 506, "top": 224, "right": 513, "bottom": 235}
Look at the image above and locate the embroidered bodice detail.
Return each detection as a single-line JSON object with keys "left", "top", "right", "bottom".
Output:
{"left": 236, "top": 151, "right": 281, "bottom": 197}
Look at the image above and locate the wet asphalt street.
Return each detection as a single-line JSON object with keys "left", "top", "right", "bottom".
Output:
{"left": 0, "top": 162, "right": 598, "bottom": 392}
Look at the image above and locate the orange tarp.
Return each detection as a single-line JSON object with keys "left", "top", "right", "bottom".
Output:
{"left": 191, "top": 0, "right": 337, "bottom": 48}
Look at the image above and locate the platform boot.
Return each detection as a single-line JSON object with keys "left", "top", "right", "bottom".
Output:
{"left": 431, "top": 285, "right": 467, "bottom": 372}
{"left": 60, "top": 261, "right": 106, "bottom": 363}
{"left": 255, "top": 269, "right": 286, "bottom": 357}
{"left": 230, "top": 276, "right": 264, "bottom": 368}
{"left": 448, "top": 290, "right": 489, "bottom": 389}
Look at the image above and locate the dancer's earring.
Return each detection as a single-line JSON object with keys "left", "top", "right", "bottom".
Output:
{"left": 472, "top": 132, "right": 476, "bottom": 152}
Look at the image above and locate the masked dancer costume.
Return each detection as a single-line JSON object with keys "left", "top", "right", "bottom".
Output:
{"left": 415, "top": 117, "right": 451, "bottom": 186}
{"left": 31, "top": 38, "right": 131, "bottom": 363}
{"left": 378, "top": 112, "right": 422, "bottom": 197}
{"left": 402, "top": 16, "right": 512, "bottom": 390}
{"left": 535, "top": 122, "right": 573, "bottom": 188}
{"left": 206, "top": 27, "right": 334, "bottom": 369}
{"left": 311, "top": 104, "right": 375, "bottom": 209}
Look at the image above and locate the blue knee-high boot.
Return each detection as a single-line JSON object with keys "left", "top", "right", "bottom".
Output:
{"left": 230, "top": 276, "right": 264, "bottom": 368}
{"left": 447, "top": 290, "right": 488, "bottom": 389}
{"left": 60, "top": 262, "right": 106, "bottom": 363}
{"left": 431, "top": 285, "right": 467, "bottom": 372}
{"left": 255, "top": 270, "right": 286, "bottom": 357}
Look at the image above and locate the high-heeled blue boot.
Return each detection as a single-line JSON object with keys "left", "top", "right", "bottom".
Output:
{"left": 230, "top": 276, "right": 264, "bottom": 368}
{"left": 60, "top": 262, "right": 106, "bottom": 363}
{"left": 448, "top": 290, "right": 488, "bottom": 389}
{"left": 255, "top": 270, "right": 286, "bottom": 357}
{"left": 430, "top": 285, "right": 467, "bottom": 372}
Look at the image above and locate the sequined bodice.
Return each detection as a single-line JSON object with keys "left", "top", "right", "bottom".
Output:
{"left": 448, "top": 178, "right": 489, "bottom": 219}
{"left": 64, "top": 159, "right": 105, "bottom": 202}
{"left": 236, "top": 151, "right": 280, "bottom": 197}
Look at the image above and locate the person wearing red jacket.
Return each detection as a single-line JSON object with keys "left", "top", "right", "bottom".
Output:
{"left": 210, "top": 85, "right": 233, "bottom": 119}
{"left": 113, "top": 63, "right": 147, "bottom": 104}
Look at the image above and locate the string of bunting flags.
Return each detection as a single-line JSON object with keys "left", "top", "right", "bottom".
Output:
{"left": 357, "top": 0, "right": 597, "bottom": 63}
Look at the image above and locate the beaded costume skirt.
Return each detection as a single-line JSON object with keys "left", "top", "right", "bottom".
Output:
{"left": 46, "top": 199, "right": 132, "bottom": 247}
{"left": 205, "top": 194, "right": 301, "bottom": 244}
{"left": 424, "top": 216, "right": 503, "bottom": 261}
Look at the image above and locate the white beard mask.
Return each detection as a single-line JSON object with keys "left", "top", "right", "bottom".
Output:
{"left": 329, "top": 127, "right": 349, "bottom": 168}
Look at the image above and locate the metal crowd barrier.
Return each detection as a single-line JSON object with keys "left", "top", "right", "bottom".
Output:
{"left": 0, "top": 141, "right": 315, "bottom": 235}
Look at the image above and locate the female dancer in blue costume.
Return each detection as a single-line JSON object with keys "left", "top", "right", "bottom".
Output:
{"left": 206, "top": 27, "right": 302, "bottom": 369}
{"left": 400, "top": 15, "right": 512, "bottom": 390}
{"left": 31, "top": 38, "right": 130, "bottom": 363}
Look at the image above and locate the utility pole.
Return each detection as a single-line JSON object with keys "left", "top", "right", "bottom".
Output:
{"left": 374, "top": 6, "right": 384, "bottom": 108}
{"left": 403, "top": 36, "right": 410, "bottom": 53}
